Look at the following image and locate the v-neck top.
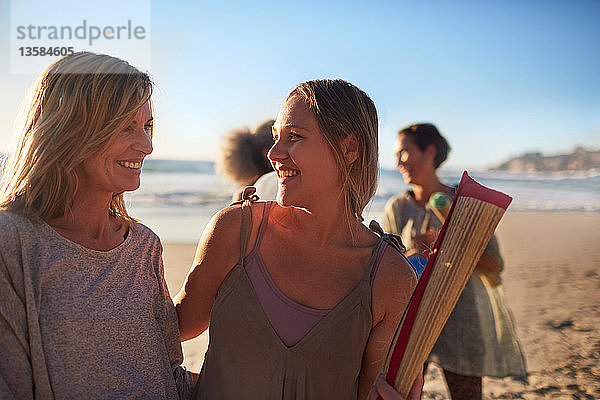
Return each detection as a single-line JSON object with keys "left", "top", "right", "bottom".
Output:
{"left": 244, "top": 202, "right": 387, "bottom": 347}
{"left": 193, "top": 201, "right": 391, "bottom": 400}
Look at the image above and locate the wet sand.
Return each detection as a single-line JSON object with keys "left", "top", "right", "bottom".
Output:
{"left": 162, "top": 212, "right": 600, "bottom": 399}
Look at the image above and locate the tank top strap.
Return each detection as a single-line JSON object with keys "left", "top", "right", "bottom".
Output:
{"left": 232, "top": 187, "right": 260, "bottom": 265}
{"left": 250, "top": 201, "right": 272, "bottom": 253}
{"left": 364, "top": 220, "right": 408, "bottom": 285}
{"left": 368, "top": 220, "right": 406, "bottom": 253}
{"left": 365, "top": 239, "right": 388, "bottom": 285}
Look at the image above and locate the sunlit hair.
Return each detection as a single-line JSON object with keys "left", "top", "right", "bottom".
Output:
{"left": 0, "top": 52, "right": 153, "bottom": 226}
{"left": 216, "top": 119, "right": 275, "bottom": 186}
{"left": 287, "top": 79, "right": 379, "bottom": 232}
{"left": 398, "top": 123, "right": 450, "bottom": 169}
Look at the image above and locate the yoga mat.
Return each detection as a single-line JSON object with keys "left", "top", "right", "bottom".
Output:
{"left": 378, "top": 171, "right": 512, "bottom": 398}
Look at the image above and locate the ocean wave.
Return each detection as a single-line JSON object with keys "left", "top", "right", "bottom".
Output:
{"left": 141, "top": 159, "right": 216, "bottom": 174}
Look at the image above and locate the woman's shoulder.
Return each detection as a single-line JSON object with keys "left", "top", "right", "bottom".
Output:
{"left": 199, "top": 201, "right": 270, "bottom": 253}
{"left": 383, "top": 191, "right": 414, "bottom": 212}
{"left": 131, "top": 220, "right": 158, "bottom": 238}
{"left": 0, "top": 211, "right": 38, "bottom": 244}
{"left": 366, "top": 221, "right": 416, "bottom": 286}
{"left": 382, "top": 241, "right": 417, "bottom": 276}
{"left": 370, "top": 242, "right": 418, "bottom": 326}
{"left": 0, "top": 210, "right": 32, "bottom": 227}
{"left": 129, "top": 221, "right": 164, "bottom": 252}
{"left": 209, "top": 200, "right": 268, "bottom": 231}
{"left": 0, "top": 211, "right": 21, "bottom": 248}
{"left": 375, "top": 243, "right": 418, "bottom": 296}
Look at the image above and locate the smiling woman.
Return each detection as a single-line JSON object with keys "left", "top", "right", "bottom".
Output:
{"left": 175, "top": 79, "right": 421, "bottom": 400}
{"left": 0, "top": 52, "right": 194, "bottom": 399}
{"left": 78, "top": 101, "right": 153, "bottom": 196}
{"left": 382, "top": 123, "right": 526, "bottom": 399}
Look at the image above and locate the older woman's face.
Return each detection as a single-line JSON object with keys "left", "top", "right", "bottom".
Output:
{"left": 268, "top": 96, "right": 341, "bottom": 209}
{"left": 77, "top": 101, "right": 153, "bottom": 195}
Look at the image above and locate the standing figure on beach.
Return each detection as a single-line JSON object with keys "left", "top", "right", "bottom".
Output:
{"left": 381, "top": 123, "right": 527, "bottom": 399}
{"left": 215, "top": 119, "right": 276, "bottom": 202}
{"left": 175, "top": 79, "right": 421, "bottom": 399}
{"left": 0, "top": 52, "right": 194, "bottom": 399}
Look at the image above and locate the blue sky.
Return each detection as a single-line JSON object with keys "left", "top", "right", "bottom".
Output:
{"left": 1, "top": 0, "right": 598, "bottom": 169}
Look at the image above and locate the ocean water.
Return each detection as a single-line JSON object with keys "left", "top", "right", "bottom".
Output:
{"left": 124, "top": 160, "right": 600, "bottom": 242}
{"left": 1, "top": 156, "right": 598, "bottom": 242}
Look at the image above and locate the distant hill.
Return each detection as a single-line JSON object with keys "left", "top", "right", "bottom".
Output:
{"left": 491, "top": 147, "right": 600, "bottom": 172}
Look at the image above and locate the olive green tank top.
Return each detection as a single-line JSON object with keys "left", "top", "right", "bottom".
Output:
{"left": 193, "top": 196, "right": 392, "bottom": 399}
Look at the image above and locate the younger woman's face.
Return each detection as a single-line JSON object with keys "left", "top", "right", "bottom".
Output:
{"left": 394, "top": 134, "right": 434, "bottom": 185}
{"left": 269, "top": 96, "right": 342, "bottom": 209}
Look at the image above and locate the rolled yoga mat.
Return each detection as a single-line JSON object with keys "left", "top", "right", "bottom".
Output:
{"left": 378, "top": 171, "right": 512, "bottom": 398}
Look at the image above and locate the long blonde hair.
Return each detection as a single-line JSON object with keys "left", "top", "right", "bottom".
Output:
{"left": 287, "top": 79, "right": 379, "bottom": 232}
{"left": 0, "top": 52, "right": 153, "bottom": 225}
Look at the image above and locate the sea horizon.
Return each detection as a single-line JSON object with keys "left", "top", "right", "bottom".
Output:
{"left": 1, "top": 156, "right": 597, "bottom": 242}
{"left": 117, "top": 159, "right": 600, "bottom": 243}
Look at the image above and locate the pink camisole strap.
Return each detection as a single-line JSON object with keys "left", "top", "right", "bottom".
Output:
{"left": 244, "top": 202, "right": 389, "bottom": 347}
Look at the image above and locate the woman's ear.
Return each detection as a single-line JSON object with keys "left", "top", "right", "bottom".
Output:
{"left": 341, "top": 134, "right": 359, "bottom": 165}
{"left": 425, "top": 144, "right": 437, "bottom": 162}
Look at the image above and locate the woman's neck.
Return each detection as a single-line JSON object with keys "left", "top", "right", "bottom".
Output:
{"left": 271, "top": 201, "right": 366, "bottom": 247}
{"left": 45, "top": 191, "right": 126, "bottom": 250}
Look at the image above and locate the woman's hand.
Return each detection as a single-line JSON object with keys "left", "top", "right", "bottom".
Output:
{"left": 368, "top": 372, "right": 423, "bottom": 400}
{"left": 411, "top": 230, "right": 438, "bottom": 256}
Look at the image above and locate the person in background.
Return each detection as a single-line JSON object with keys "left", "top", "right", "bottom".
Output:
{"left": 0, "top": 52, "right": 195, "bottom": 399}
{"left": 175, "top": 79, "right": 421, "bottom": 399}
{"left": 381, "top": 123, "right": 526, "bottom": 400}
{"left": 215, "top": 119, "right": 275, "bottom": 201}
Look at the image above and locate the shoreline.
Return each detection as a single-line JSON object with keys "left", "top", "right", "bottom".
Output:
{"left": 163, "top": 211, "right": 600, "bottom": 398}
{"left": 152, "top": 210, "right": 600, "bottom": 246}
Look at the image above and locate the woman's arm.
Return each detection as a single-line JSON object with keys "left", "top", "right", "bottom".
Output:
{"left": 0, "top": 260, "right": 33, "bottom": 400}
{"left": 151, "top": 240, "right": 197, "bottom": 398}
{"left": 475, "top": 235, "right": 503, "bottom": 277}
{"left": 173, "top": 205, "right": 244, "bottom": 341}
{"left": 367, "top": 373, "right": 423, "bottom": 400}
{"left": 476, "top": 251, "right": 501, "bottom": 276}
{"left": 358, "top": 248, "right": 418, "bottom": 400}
{"left": 0, "top": 220, "right": 35, "bottom": 399}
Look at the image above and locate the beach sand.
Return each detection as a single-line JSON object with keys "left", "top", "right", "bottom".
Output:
{"left": 162, "top": 212, "right": 600, "bottom": 399}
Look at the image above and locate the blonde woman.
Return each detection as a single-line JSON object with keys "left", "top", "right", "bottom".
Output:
{"left": 0, "top": 52, "right": 194, "bottom": 399}
{"left": 175, "top": 79, "right": 421, "bottom": 399}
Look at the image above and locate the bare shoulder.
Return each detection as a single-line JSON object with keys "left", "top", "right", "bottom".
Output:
{"left": 376, "top": 246, "right": 418, "bottom": 295}
{"left": 195, "top": 204, "right": 243, "bottom": 264}
{"left": 371, "top": 245, "right": 418, "bottom": 325}
{"left": 193, "top": 201, "right": 269, "bottom": 268}
{"left": 205, "top": 203, "right": 244, "bottom": 240}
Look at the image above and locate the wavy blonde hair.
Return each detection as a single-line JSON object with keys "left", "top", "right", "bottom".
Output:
{"left": 287, "top": 79, "right": 379, "bottom": 232}
{"left": 0, "top": 52, "right": 153, "bottom": 225}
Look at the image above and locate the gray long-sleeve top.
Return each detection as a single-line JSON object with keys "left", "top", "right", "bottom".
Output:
{"left": 0, "top": 212, "right": 194, "bottom": 399}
